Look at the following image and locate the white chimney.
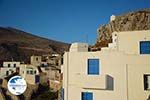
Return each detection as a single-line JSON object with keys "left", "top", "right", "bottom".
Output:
{"left": 70, "top": 43, "right": 88, "bottom": 52}
{"left": 110, "top": 15, "right": 116, "bottom": 22}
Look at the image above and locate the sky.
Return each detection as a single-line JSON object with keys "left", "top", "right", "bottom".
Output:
{"left": 0, "top": 0, "right": 150, "bottom": 44}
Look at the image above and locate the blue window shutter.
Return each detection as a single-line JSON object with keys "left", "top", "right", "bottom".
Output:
{"left": 88, "top": 59, "right": 99, "bottom": 75}
{"left": 87, "top": 93, "right": 93, "bottom": 100}
{"left": 82, "top": 92, "right": 93, "bottom": 100}
{"left": 140, "top": 41, "right": 150, "bottom": 54}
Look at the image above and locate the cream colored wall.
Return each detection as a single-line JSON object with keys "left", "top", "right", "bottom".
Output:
{"left": 63, "top": 50, "right": 150, "bottom": 100}
{"left": 0, "top": 68, "right": 16, "bottom": 78}
{"left": 127, "top": 64, "right": 150, "bottom": 100}
{"left": 30, "top": 56, "right": 42, "bottom": 66}
{"left": 117, "top": 30, "right": 150, "bottom": 54}
{"left": 25, "top": 74, "right": 36, "bottom": 85}
{"left": 3, "top": 62, "right": 20, "bottom": 67}
{"left": 63, "top": 51, "right": 128, "bottom": 100}
{"left": 20, "top": 64, "right": 39, "bottom": 85}
{"left": 69, "top": 43, "right": 88, "bottom": 52}
{"left": 63, "top": 30, "right": 150, "bottom": 100}
{"left": 20, "top": 64, "right": 39, "bottom": 78}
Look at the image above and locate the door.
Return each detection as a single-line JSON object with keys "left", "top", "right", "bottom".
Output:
{"left": 35, "top": 75, "right": 40, "bottom": 83}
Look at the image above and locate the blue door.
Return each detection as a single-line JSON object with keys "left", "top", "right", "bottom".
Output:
{"left": 140, "top": 41, "right": 150, "bottom": 54}
{"left": 82, "top": 92, "right": 93, "bottom": 100}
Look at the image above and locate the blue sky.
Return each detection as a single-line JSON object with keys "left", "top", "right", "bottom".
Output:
{"left": 0, "top": 0, "right": 150, "bottom": 44}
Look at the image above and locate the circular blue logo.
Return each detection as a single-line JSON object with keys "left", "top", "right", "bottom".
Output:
{"left": 7, "top": 76, "right": 27, "bottom": 95}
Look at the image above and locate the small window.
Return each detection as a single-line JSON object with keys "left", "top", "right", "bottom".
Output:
{"left": 81, "top": 92, "right": 93, "bottom": 100}
{"left": 88, "top": 59, "right": 99, "bottom": 75}
{"left": 6, "top": 71, "right": 9, "bottom": 76}
{"left": 30, "top": 70, "right": 33, "bottom": 75}
{"left": 27, "top": 70, "right": 29, "bottom": 74}
{"left": 8, "top": 64, "right": 10, "bottom": 67}
{"left": 41, "top": 64, "right": 45, "bottom": 67}
{"left": 144, "top": 74, "right": 150, "bottom": 90}
{"left": 14, "top": 64, "right": 16, "bottom": 67}
{"left": 35, "top": 75, "right": 40, "bottom": 83}
{"left": 36, "top": 57, "right": 38, "bottom": 61}
{"left": 140, "top": 41, "right": 150, "bottom": 54}
{"left": 34, "top": 70, "right": 36, "bottom": 74}
{"left": 61, "top": 57, "right": 63, "bottom": 64}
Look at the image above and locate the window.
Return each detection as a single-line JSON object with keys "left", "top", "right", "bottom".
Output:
{"left": 8, "top": 64, "right": 10, "bottom": 67}
{"left": 88, "top": 59, "right": 99, "bottom": 75}
{"left": 61, "top": 57, "right": 63, "bottom": 64}
{"left": 35, "top": 75, "right": 40, "bottom": 83}
{"left": 6, "top": 71, "right": 9, "bottom": 76}
{"left": 36, "top": 57, "right": 38, "bottom": 61}
{"left": 144, "top": 74, "right": 150, "bottom": 90}
{"left": 34, "top": 70, "right": 36, "bottom": 74}
{"left": 140, "top": 41, "right": 150, "bottom": 54}
{"left": 30, "top": 70, "right": 33, "bottom": 75}
{"left": 41, "top": 64, "right": 45, "bottom": 67}
{"left": 14, "top": 64, "right": 16, "bottom": 67}
{"left": 27, "top": 70, "right": 29, "bottom": 74}
{"left": 82, "top": 92, "right": 93, "bottom": 100}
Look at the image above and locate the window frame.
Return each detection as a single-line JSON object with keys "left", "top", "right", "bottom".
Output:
{"left": 14, "top": 64, "right": 16, "bottom": 67}
{"left": 144, "top": 74, "right": 150, "bottom": 91}
{"left": 87, "top": 59, "right": 100, "bottom": 75}
{"left": 8, "top": 64, "right": 10, "bottom": 67}
{"left": 81, "top": 92, "right": 93, "bottom": 100}
{"left": 140, "top": 41, "right": 150, "bottom": 54}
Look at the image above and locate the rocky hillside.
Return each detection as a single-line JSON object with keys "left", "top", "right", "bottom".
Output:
{"left": 0, "top": 27, "right": 70, "bottom": 64}
{"left": 95, "top": 9, "right": 150, "bottom": 48}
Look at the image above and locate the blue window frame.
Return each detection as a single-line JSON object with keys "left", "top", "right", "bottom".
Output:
{"left": 140, "top": 41, "right": 150, "bottom": 54}
{"left": 88, "top": 59, "right": 99, "bottom": 75}
{"left": 82, "top": 92, "right": 93, "bottom": 100}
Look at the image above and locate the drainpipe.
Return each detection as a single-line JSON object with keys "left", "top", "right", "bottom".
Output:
{"left": 126, "top": 64, "right": 129, "bottom": 100}
{"left": 66, "top": 52, "right": 69, "bottom": 100}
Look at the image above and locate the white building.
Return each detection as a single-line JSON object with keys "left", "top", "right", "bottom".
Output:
{"left": 0, "top": 62, "right": 20, "bottom": 78}
{"left": 20, "top": 64, "right": 40, "bottom": 85}
{"left": 3, "top": 61, "right": 20, "bottom": 68}
{"left": 62, "top": 30, "right": 150, "bottom": 100}
{"left": 30, "top": 56, "right": 42, "bottom": 67}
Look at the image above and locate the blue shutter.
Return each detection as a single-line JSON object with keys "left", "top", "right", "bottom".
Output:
{"left": 140, "top": 41, "right": 150, "bottom": 54}
{"left": 88, "top": 59, "right": 99, "bottom": 75}
{"left": 82, "top": 92, "right": 93, "bottom": 100}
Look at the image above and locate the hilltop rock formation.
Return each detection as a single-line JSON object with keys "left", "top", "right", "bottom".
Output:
{"left": 95, "top": 9, "right": 150, "bottom": 48}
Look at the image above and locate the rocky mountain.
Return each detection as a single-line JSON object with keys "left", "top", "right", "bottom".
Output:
{"left": 95, "top": 9, "right": 150, "bottom": 48}
{"left": 0, "top": 27, "right": 70, "bottom": 64}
